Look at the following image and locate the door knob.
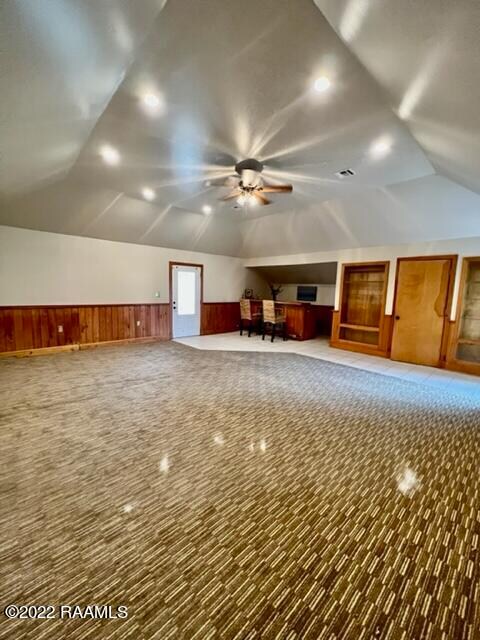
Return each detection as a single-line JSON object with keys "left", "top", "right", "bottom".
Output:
{"left": 395, "top": 315, "right": 400, "bottom": 320}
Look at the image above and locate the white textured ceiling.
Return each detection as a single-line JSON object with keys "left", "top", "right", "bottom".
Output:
{"left": 0, "top": 0, "right": 479, "bottom": 257}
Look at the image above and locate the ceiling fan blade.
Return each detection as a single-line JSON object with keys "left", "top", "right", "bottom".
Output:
{"left": 222, "top": 189, "right": 242, "bottom": 201}
{"left": 261, "top": 184, "right": 293, "bottom": 193}
{"left": 223, "top": 175, "right": 240, "bottom": 187}
{"left": 253, "top": 192, "right": 271, "bottom": 205}
{"left": 206, "top": 175, "right": 238, "bottom": 187}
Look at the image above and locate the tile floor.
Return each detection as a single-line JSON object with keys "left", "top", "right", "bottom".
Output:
{"left": 175, "top": 333, "right": 480, "bottom": 399}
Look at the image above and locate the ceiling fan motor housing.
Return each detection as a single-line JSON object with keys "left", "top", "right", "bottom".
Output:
{"left": 235, "top": 158, "right": 264, "bottom": 174}
{"left": 225, "top": 157, "right": 290, "bottom": 205}
{"left": 240, "top": 170, "right": 262, "bottom": 189}
{"left": 235, "top": 158, "right": 264, "bottom": 188}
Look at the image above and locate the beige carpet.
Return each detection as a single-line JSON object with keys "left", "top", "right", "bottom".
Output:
{"left": 1, "top": 342, "right": 479, "bottom": 639}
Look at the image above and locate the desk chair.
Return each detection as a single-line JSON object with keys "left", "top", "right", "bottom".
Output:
{"left": 239, "top": 299, "right": 262, "bottom": 337}
{"left": 262, "top": 300, "right": 287, "bottom": 342}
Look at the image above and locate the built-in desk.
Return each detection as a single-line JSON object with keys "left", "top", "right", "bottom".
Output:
{"left": 250, "top": 300, "right": 317, "bottom": 340}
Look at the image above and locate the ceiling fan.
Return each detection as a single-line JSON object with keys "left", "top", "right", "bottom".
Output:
{"left": 220, "top": 158, "right": 292, "bottom": 206}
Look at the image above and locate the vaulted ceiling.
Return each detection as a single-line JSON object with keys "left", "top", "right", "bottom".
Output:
{"left": 1, "top": 0, "right": 479, "bottom": 257}
{"left": 314, "top": 0, "right": 480, "bottom": 195}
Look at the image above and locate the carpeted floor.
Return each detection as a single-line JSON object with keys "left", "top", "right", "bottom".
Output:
{"left": 1, "top": 341, "right": 479, "bottom": 640}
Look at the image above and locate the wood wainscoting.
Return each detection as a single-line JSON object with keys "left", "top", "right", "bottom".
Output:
{"left": 200, "top": 302, "right": 240, "bottom": 335}
{"left": 331, "top": 311, "right": 393, "bottom": 358}
{"left": 201, "top": 302, "right": 334, "bottom": 340}
{"left": 0, "top": 301, "right": 244, "bottom": 357}
{"left": 0, "top": 304, "right": 171, "bottom": 356}
{"left": 314, "top": 305, "right": 334, "bottom": 336}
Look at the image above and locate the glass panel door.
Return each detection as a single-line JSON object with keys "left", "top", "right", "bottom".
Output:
{"left": 171, "top": 265, "right": 201, "bottom": 338}
{"left": 177, "top": 271, "right": 196, "bottom": 316}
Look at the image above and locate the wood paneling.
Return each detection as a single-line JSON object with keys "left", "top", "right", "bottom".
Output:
{"left": 0, "top": 304, "right": 170, "bottom": 354}
{"left": 1, "top": 301, "right": 337, "bottom": 355}
{"left": 0, "top": 302, "right": 248, "bottom": 355}
{"left": 314, "top": 305, "right": 334, "bottom": 336}
{"left": 202, "top": 300, "right": 320, "bottom": 341}
{"left": 282, "top": 303, "right": 316, "bottom": 340}
{"left": 201, "top": 302, "right": 240, "bottom": 335}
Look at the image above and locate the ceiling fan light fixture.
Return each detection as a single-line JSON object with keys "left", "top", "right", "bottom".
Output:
{"left": 237, "top": 193, "right": 257, "bottom": 206}
{"left": 222, "top": 158, "right": 291, "bottom": 207}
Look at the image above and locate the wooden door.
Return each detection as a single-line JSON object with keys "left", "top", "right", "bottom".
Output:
{"left": 391, "top": 258, "right": 452, "bottom": 366}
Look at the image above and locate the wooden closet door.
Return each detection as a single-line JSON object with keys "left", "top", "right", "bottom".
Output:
{"left": 391, "top": 259, "right": 451, "bottom": 366}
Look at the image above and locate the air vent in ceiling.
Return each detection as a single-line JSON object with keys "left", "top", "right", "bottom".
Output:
{"left": 335, "top": 168, "right": 356, "bottom": 178}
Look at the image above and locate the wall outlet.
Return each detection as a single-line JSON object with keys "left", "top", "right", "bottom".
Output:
{"left": 57, "top": 325, "right": 63, "bottom": 333}
{"left": 136, "top": 320, "right": 141, "bottom": 326}
{"left": 154, "top": 291, "right": 160, "bottom": 298}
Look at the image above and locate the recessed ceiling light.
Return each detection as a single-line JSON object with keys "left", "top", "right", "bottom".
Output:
{"left": 202, "top": 205, "right": 212, "bottom": 215}
{"left": 313, "top": 76, "right": 331, "bottom": 93}
{"left": 141, "top": 92, "right": 163, "bottom": 112}
{"left": 370, "top": 138, "right": 392, "bottom": 157}
{"left": 100, "top": 145, "right": 120, "bottom": 165}
{"left": 142, "top": 187, "right": 155, "bottom": 201}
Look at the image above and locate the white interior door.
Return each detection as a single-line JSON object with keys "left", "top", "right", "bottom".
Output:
{"left": 171, "top": 265, "right": 201, "bottom": 338}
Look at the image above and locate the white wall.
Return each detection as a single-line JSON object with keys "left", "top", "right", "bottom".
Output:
{"left": 0, "top": 226, "right": 266, "bottom": 305}
{"left": 276, "top": 284, "right": 336, "bottom": 306}
{"left": 3, "top": 225, "right": 478, "bottom": 318}
{"left": 245, "top": 236, "right": 480, "bottom": 319}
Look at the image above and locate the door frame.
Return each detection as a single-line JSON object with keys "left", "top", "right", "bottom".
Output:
{"left": 391, "top": 254, "right": 458, "bottom": 366}
{"left": 169, "top": 261, "right": 204, "bottom": 339}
